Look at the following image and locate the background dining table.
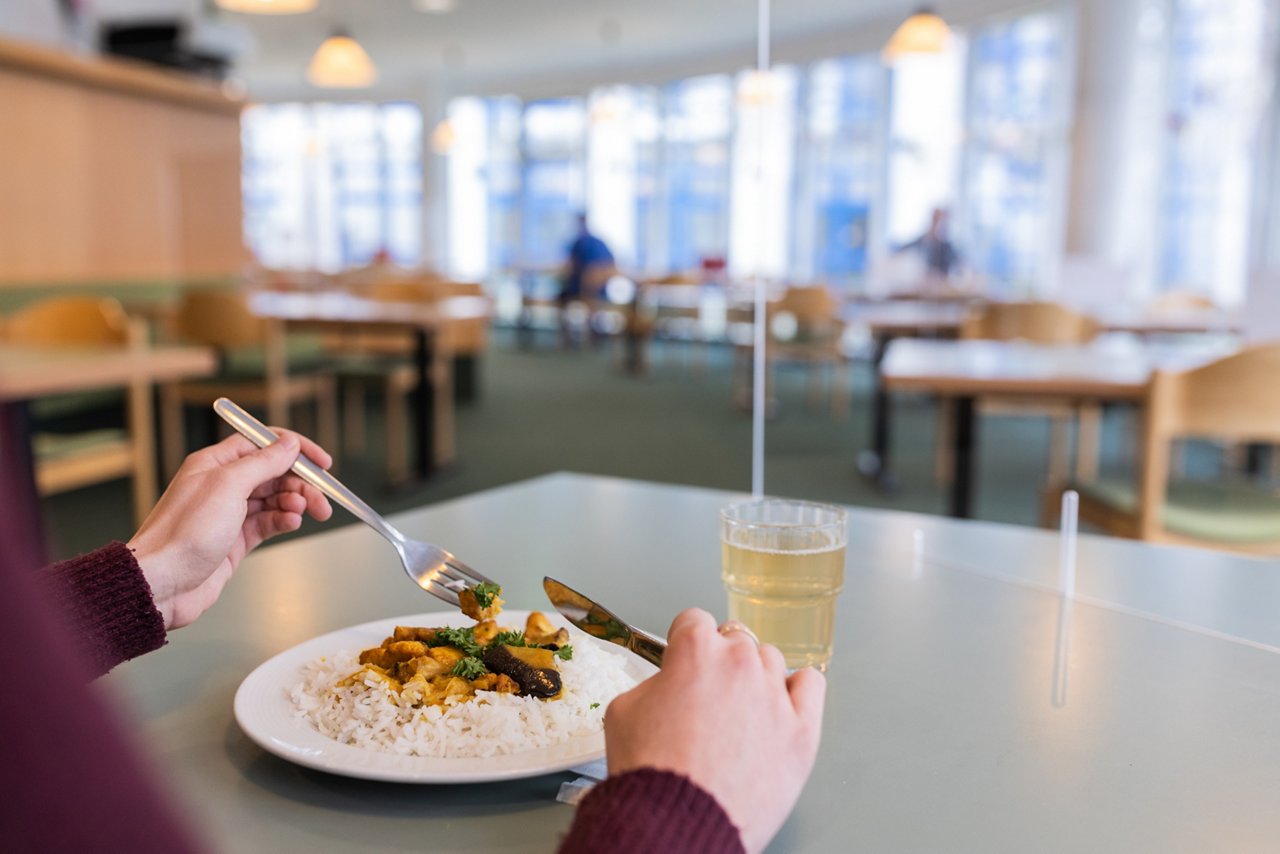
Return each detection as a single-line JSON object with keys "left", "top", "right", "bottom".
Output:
{"left": 100, "top": 472, "right": 1280, "bottom": 852}
{"left": 872, "top": 336, "right": 1240, "bottom": 517}
{"left": 247, "top": 290, "right": 491, "bottom": 483}
{"left": 0, "top": 342, "right": 215, "bottom": 567}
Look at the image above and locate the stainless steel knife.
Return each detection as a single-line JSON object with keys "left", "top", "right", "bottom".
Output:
{"left": 543, "top": 576, "right": 666, "bottom": 667}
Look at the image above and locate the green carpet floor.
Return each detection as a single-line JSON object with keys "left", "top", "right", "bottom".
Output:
{"left": 42, "top": 328, "right": 1138, "bottom": 560}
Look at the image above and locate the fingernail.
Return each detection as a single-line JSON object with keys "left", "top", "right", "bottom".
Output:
{"left": 280, "top": 434, "right": 299, "bottom": 449}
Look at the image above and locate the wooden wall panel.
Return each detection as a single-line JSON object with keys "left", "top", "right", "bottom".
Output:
{"left": 0, "top": 38, "right": 245, "bottom": 286}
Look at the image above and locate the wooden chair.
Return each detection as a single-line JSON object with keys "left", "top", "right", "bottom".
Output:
{"left": 1044, "top": 344, "right": 1280, "bottom": 555}
{"left": 733, "top": 286, "right": 848, "bottom": 418}
{"left": 1149, "top": 290, "right": 1217, "bottom": 315}
{"left": 636, "top": 275, "right": 709, "bottom": 374}
{"left": 6, "top": 296, "right": 157, "bottom": 525}
{"left": 959, "top": 301, "right": 1100, "bottom": 343}
{"left": 334, "top": 278, "right": 460, "bottom": 483}
{"left": 160, "top": 289, "right": 338, "bottom": 478}
{"left": 948, "top": 301, "right": 1101, "bottom": 485}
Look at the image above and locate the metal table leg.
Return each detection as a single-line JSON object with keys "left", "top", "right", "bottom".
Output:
{"left": 950, "top": 395, "right": 977, "bottom": 518}
{"left": 857, "top": 333, "right": 899, "bottom": 494}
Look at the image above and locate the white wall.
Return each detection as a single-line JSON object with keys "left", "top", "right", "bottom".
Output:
{"left": 1062, "top": 0, "right": 1164, "bottom": 295}
{"left": 1, "top": 0, "right": 67, "bottom": 46}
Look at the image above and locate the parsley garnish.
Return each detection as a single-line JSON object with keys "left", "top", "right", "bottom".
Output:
{"left": 472, "top": 582, "right": 502, "bottom": 609}
{"left": 451, "top": 656, "right": 488, "bottom": 679}
{"left": 589, "top": 702, "right": 600, "bottom": 710}
{"left": 488, "top": 630, "right": 528, "bottom": 648}
{"left": 553, "top": 645, "right": 574, "bottom": 661}
{"left": 432, "top": 626, "right": 483, "bottom": 657}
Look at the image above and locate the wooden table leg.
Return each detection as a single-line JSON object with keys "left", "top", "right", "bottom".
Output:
{"left": 127, "top": 377, "right": 157, "bottom": 528}
{"left": 1075, "top": 403, "right": 1102, "bottom": 482}
{"left": 263, "top": 318, "right": 288, "bottom": 430}
{"left": 950, "top": 395, "right": 977, "bottom": 519}
{"left": 414, "top": 329, "right": 437, "bottom": 480}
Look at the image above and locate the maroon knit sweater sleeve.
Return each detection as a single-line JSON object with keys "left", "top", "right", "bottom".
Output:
{"left": 34, "top": 541, "right": 167, "bottom": 678}
{"left": 559, "top": 768, "right": 746, "bottom": 854}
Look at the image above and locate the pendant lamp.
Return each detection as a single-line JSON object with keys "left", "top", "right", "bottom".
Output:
{"left": 883, "top": 7, "right": 951, "bottom": 61}
{"left": 217, "top": 0, "right": 316, "bottom": 13}
{"left": 307, "top": 29, "right": 377, "bottom": 88}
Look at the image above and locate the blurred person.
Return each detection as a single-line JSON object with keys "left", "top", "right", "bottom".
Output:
{"left": 559, "top": 213, "right": 616, "bottom": 347}
{"left": 896, "top": 207, "right": 961, "bottom": 279}
{"left": 0, "top": 432, "right": 824, "bottom": 853}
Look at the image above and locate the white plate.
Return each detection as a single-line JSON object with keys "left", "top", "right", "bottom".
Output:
{"left": 234, "top": 610, "right": 656, "bottom": 784}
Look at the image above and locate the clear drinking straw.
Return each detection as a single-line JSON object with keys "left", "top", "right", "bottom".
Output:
{"left": 1052, "top": 489, "right": 1079, "bottom": 708}
{"left": 750, "top": 0, "right": 770, "bottom": 498}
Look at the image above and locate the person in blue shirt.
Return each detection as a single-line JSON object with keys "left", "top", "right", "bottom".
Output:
{"left": 897, "top": 207, "right": 961, "bottom": 278}
{"left": 559, "top": 213, "right": 616, "bottom": 347}
{"left": 562, "top": 213, "right": 616, "bottom": 304}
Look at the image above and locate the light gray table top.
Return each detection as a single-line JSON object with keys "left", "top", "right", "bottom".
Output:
{"left": 881, "top": 337, "right": 1238, "bottom": 399}
{"left": 103, "top": 473, "right": 1280, "bottom": 853}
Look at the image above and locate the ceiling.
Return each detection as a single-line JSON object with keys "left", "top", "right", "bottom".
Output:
{"left": 90, "top": 0, "right": 966, "bottom": 100}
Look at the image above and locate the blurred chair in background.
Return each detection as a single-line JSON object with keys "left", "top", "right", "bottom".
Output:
{"left": 6, "top": 296, "right": 156, "bottom": 525}
{"left": 159, "top": 289, "right": 337, "bottom": 478}
{"left": 959, "top": 301, "right": 1100, "bottom": 343}
{"left": 733, "top": 285, "right": 848, "bottom": 419}
{"left": 1148, "top": 290, "right": 1218, "bottom": 315}
{"left": 1046, "top": 344, "right": 1280, "bottom": 555}
{"left": 334, "top": 277, "right": 476, "bottom": 482}
{"left": 948, "top": 301, "right": 1101, "bottom": 486}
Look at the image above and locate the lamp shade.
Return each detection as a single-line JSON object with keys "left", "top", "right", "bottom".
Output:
{"left": 883, "top": 7, "right": 951, "bottom": 60}
{"left": 307, "top": 31, "right": 377, "bottom": 88}
{"left": 216, "top": 0, "right": 317, "bottom": 13}
{"left": 429, "top": 118, "right": 457, "bottom": 154}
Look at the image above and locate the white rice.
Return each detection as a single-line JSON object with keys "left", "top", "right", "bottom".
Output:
{"left": 289, "top": 632, "right": 639, "bottom": 758}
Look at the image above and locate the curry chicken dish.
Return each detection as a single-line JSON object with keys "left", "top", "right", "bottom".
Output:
{"left": 348, "top": 583, "right": 574, "bottom": 708}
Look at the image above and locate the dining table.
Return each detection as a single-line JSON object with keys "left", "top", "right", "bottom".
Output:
{"left": 845, "top": 301, "right": 974, "bottom": 490}
{"left": 874, "top": 337, "right": 1239, "bottom": 518}
{"left": 247, "top": 290, "right": 491, "bottom": 483}
{"left": 0, "top": 342, "right": 216, "bottom": 567}
{"left": 99, "top": 472, "right": 1280, "bottom": 852}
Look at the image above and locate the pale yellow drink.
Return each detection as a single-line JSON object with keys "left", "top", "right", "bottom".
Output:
{"left": 720, "top": 499, "right": 847, "bottom": 671}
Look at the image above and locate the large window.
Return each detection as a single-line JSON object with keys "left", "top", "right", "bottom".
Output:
{"left": 796, "top": 55, "right": 887, "bottom": 283}
{"left": 443, "top": 95, "right": 522, "bottom": 279}
{"left": 242, "top": 102, "right": 422, "bottom": 271}
{"left": 586, "top": 86, "right": 662, "bottom": 272}
{"left": 662, "top": 75, "right": 734, "bottom": 273}
{"left": 885, "top": 40, "right": 967, "bottom": 251}
{"left": 520, "top": 99, "right": 587, "bottom": 270}
{"left": 1157, "top": 0, "right": 1271, "bottom": 304}
{"left": 962, "top": 10, "right": 1072, "bottom": 290}
{"left": 730, "top": 66, "right": 799, "bottom": 280}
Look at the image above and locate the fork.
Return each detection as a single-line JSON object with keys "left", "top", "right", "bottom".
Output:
{"left": 213, "top": 397, "right": 495, "bottom": 607}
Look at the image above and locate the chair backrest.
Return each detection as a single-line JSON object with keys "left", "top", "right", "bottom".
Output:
{"left": 647, "top": 272, "right": 702, "bottom": 286}
{"left": 173, "top": 289, "right": 265, "bottom": 348}
{"left": 369, "top": 279, "right": 437, "bottom": 303}
{"left": 1137, "top": 344, "right": 1280, "bottom": 535}
{"left": 771, "top": 286, "right": 840, "bottom": 344}
{"left": 1149, "top": 290, "right": 1217, "bottom": 314}
{"left": 960, "top": 301, "right": 1098, "bottom": 344}
{"left": 7, "top": 296, "right": 132, "bottom": 347}
{"left": 432, "top": 280, "right": 486, "bottom": 299}
{"left": 776, "top": 285, "right": 838, "bottom": 322}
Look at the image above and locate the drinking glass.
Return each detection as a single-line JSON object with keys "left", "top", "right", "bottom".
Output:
{"left": 720, "top": 498, "right": 848, "bottom": 672}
